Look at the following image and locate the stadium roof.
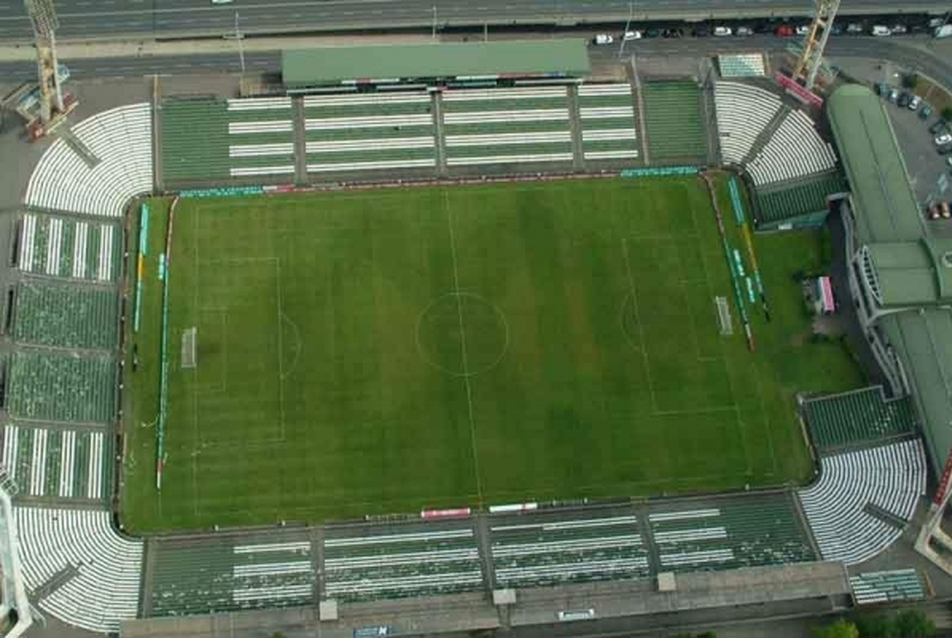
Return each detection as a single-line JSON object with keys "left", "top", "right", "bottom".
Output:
{"left": 827, "top": 84, "right": 925, "bottom": 245}
{"left": 865, "top": 239, "right": 952, "bottom": 307}
{"left": 282, "top": 40, "right": 591, "bottom": 88}
{"left": 830, "top": 83, "right": 952, "bottom": 472}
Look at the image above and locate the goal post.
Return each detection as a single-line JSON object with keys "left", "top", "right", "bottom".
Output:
{"left": 715, "top": 296, "right": 733, "bottom": 336}
{"left": 181, "top": 327, "right": 197, "bottom": 369}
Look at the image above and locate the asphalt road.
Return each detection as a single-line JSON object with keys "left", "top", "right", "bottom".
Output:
{"left": 1, "top": 35, "right": 950, "bottom": 91}
{"left": 0, "top": 0, "right": 948, "bottom": 43}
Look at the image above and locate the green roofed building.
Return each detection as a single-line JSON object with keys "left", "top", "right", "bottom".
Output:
{"left": 829, "top": 83, "right": 952, "bottom": 482}
{"left": 282, "top": 39, "right": 590, "bottom": 89}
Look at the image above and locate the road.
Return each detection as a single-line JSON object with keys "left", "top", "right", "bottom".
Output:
{"left": 0, "top": 0, "right": 948, "bottom": 43}
{"left": 1, "top": 35, "right": 950, "bottom": 92}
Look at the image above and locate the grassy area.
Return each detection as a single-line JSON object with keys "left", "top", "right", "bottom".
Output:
{"left": 121, "top": 176, "right": 863, "bottom": 533}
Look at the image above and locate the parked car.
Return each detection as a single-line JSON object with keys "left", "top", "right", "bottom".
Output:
{"left": 592, "top": 34, "right": 614, "bottom": 45}
{"left": 947, "top": 156, "right": 952, "bottom": 169}
{"left": 891, "top": 24, "right": 908, "bottom": 35}
{"left": 830, "top": 23, "right": 844, "bottom": 35}
{"left": 898, "top": 92, "right": 911, "bottom": 108}
{"left": 942, "top": 201, "right": 952, "bottom": 219}
{"left": 774, "top": 24, "right": 794, "bottom": 37}
{"left": 928, "top": 203, "right": 941, "bottom": 220}
{"left": 874, "top": 82, "right": 888, "bottom": 96}
{"left": 623, "top": 30, "right": 642, "bottom": 41}
{"left": 920, "top": 104, "right": 933, "bottom": 119}
{"left": 908, "top": 95, "right": 922, "bottom": 110}
{"left": 846, "top": 23, "right": 864, "bottom": 34}
{"left": 939, "top": 144, "right": 952, "bottom": 156}
{"left": 870, "top": 25, "right": 891, "bottom": 36}
{"left": 736, "top": 25, "right": 754, "bottom": 36}
{"left": 692, "top": 26, "right": 710, "bottom": 37}
{"left": 662, "top": 28, "right": 683, "bottom": 38}
{"left": 795, "top": 25, "right": 810, "bottom": 36}
{"left": 930, "top": 119, "right": 949, "bottom": 135}
{"left": 888, "top": 88, "right": 900, "bottom": 103}
{"left": 713, "top": 26, "right": 732, "bottom": 36}
{"left": 936, "top": 133, "right": 952, "bottom": 146}
{"left": 645, "top": 28, "right": 661, "bottom": 38}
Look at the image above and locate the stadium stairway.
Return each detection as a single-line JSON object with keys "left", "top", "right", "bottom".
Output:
{"left": 15, "top": 506, "right": 143, "bottom": 633}
{"left": 797, "top": 439, "right": 926, "bottom": 566}
{"left": 25, "top": 103, "right": 153, "bottom": 217}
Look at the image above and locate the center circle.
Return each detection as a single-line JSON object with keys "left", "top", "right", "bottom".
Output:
{"left": 416, "top": 292, "right": 509, "bottom": 377}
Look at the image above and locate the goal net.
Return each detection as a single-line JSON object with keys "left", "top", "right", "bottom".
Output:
{"left": 181, "top": 327, "right": 197, "bottom": 369}
{"left": 715, "top": 296, "right": 733, "bottom": 336}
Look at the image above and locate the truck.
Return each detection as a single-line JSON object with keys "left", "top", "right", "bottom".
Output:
{"left": 936, "top": 24, "right": 952, "bottom": 38}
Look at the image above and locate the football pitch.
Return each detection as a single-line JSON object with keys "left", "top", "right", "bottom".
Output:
{"left": 121, "top": 176, "right": 862, "bottom": 532}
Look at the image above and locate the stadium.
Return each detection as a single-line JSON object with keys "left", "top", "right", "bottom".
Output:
{"left": 0, "top": 33, "right": 950, "bottom": 638}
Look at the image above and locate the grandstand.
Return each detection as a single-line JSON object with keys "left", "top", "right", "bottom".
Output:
{"left": 304, "top": 92, "right": 436, "bottom": 173}
{"left": 3, "top": 72, "right": 942, "bottom": 636}
{"left": 641, "top": 80, "right": 707, "bottom": 162}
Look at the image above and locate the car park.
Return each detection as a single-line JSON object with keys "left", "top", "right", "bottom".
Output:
{"left": 908, "top": 95, "right": 922, "bottom": 111}
{"left": 713, "top": 26, "right": 732, "bottom": 36}
{"left": 936, "top": 133, "right": 952, "bottom": 146}
{"left": 592, "top": 34, "right": 614, "bottom": 45}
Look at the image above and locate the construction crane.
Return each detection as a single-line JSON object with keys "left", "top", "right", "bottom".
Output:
{"left": 790, "top": 0, "right": 841, "bottom": 91}
{"left": 5, "top": 0, "right": 77, "bottom": 139}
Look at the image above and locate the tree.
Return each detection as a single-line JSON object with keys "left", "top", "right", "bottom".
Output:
{"left": 853, "top": 613, "right": 896, "bottom": 638}
{"left": 942, "top": 106, "right": 952, "bottom": 123}
{"left": 813, "top": 619, "right": 859, "bottom": 638}
{"left": 892, "top": 609, "right": 934, "bottom": 637}
{"left": 903, "top": 73, "right": 920, "bottom": 90}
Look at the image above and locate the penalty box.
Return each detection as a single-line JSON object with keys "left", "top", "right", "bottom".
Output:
{"left": 168, "top": 256, "right": 285, "bottom": 446}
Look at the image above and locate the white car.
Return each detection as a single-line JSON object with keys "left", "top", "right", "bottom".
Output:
{"left": 890, "top": 24, "right": 908, "bottom": 35}
{"left": 736, "top": 26, "right": 754, "bottom": 36}
{"left": 908, "top": 95, "right": 922, "bottom": 111}
{"left": 870, "top": 25, "right": 891, "bottom": 36}
{"left": 936, "top": 133, "right": 952, "bottom": 146}
{"left": 623, "top": 30, "right": 642, "bottom": 41}
{"left": 795, "top": 25, "right": 810, "bottom": 36}
{"left": 211, "top": 0, "right": 233, "bottom": 4}
{"left": 713, "top": 26, "right": 732, "bottom": 37}
{"left": 592, "top": 34, "right": 614, "bottom": 45}
{"left": 946, "top": 156, "right": 952, "bottom": 168}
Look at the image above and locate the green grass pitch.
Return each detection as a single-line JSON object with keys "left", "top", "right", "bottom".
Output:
{"left": 121, "top": 176, "right": 863, "bottom": 532}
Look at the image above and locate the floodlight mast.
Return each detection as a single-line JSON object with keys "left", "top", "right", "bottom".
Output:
{"left": 24, "top": 0, "right": 64, "bottom": 124}
{"left": 790, "top": 0, "right": 841, "bottom": 90}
